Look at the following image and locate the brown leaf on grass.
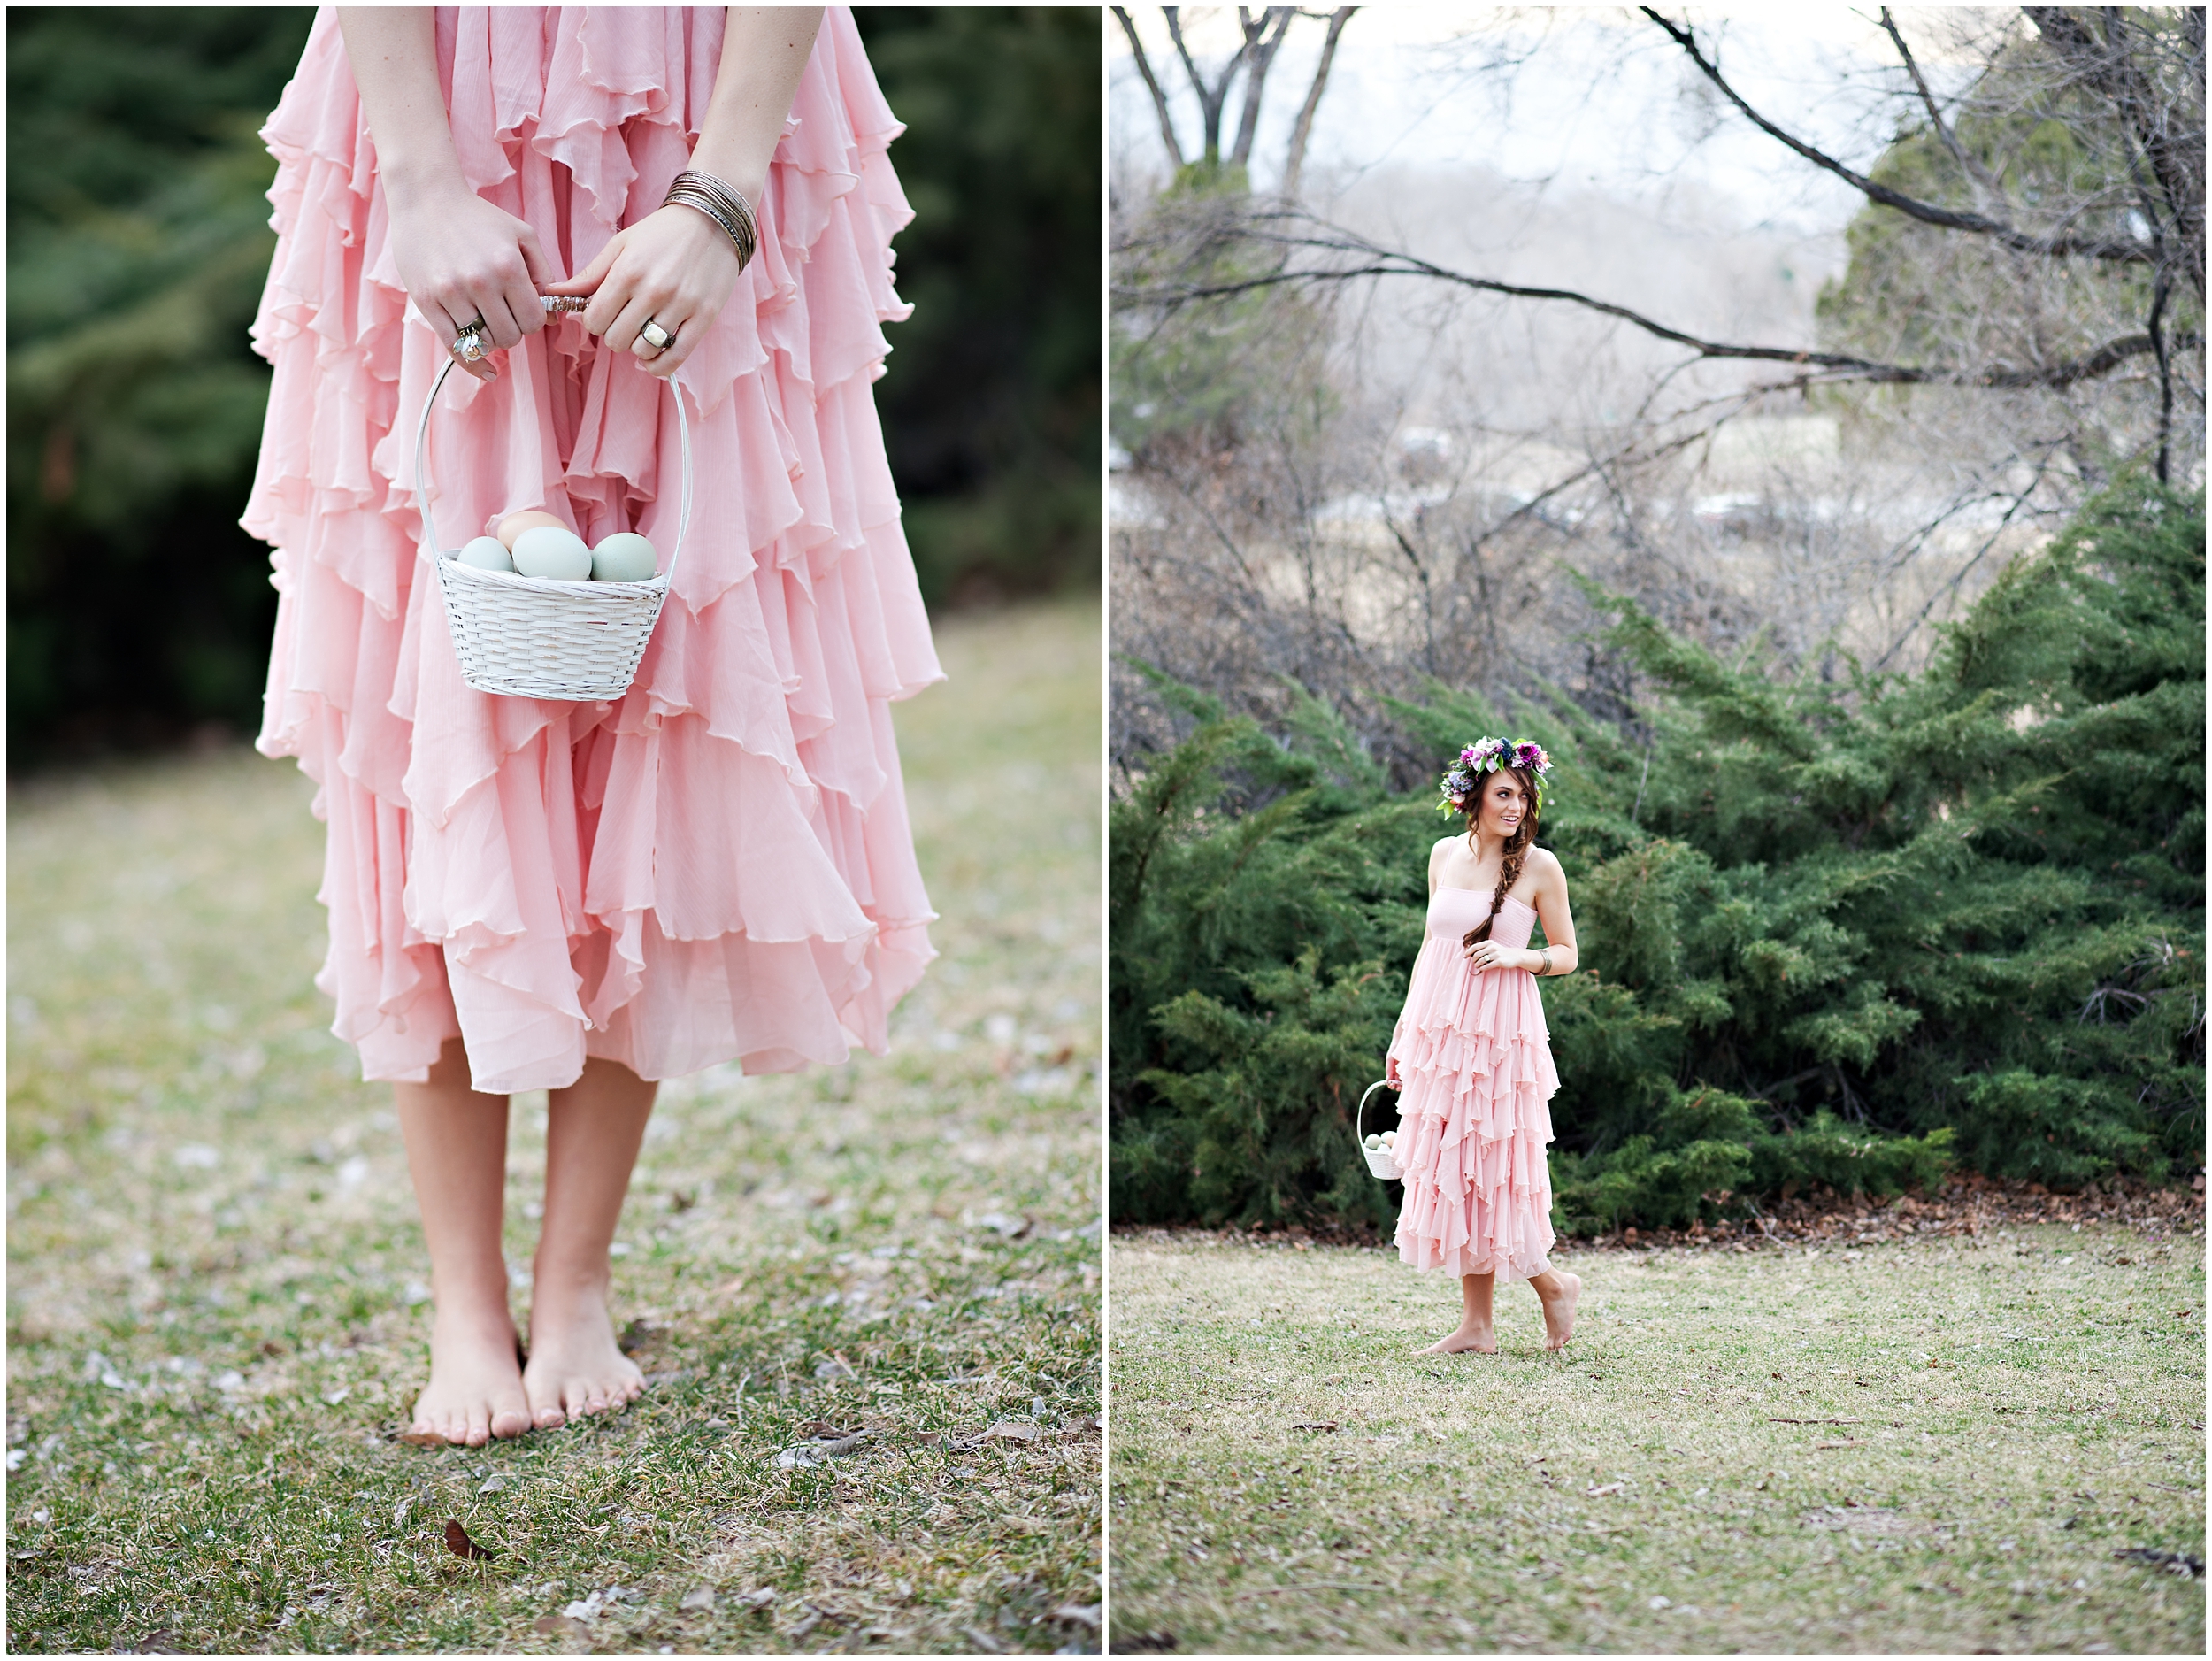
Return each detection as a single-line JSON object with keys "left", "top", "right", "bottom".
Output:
{"left": 396, "top": 1429, "right": 444, "bottom": 1448}
{"left": 1814, "top": 1439, "right": 1865, "bottom": 1450}
{"left": 1289, "top": 1421, "right": 1339, "bottom": 1433}
{"left": 531, "top": 1615, "right": 581, "bottom": 1636}
{"left": 915, "top": 1431, "right": 943, "bottom": 1446}
{"left": 985, "top": 1419, "right": 1041, "bottom": 1442}
{"left": 1586, "top": 1481, "right": 1624, "bottom": 1497}
{"left": 443, "top": 1519, "right": 497, "bottom": 1561}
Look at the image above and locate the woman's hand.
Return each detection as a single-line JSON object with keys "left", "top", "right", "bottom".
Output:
{"left": 386, "top": 182, "right": 553, "bottom": 382}
{"left": 1464, "top": 939, "right": 1532, "bottom": 973}
{"left": 1386, "top": 1056, "right": 1402, "bottom": 1088}
{"left": 544, "top": 203, "right": 748, "bottom": 381}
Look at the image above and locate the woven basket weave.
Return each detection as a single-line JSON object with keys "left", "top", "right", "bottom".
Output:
{"left": 413, "top": 355, "right": 694, "bottom": 701}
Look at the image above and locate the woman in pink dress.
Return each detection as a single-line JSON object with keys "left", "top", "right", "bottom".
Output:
{"left": 246, "top": 7, "right": 940, "bottom": 1445}
{"left": 1386, "top": 740, "right": 1584, "bottom": 1354}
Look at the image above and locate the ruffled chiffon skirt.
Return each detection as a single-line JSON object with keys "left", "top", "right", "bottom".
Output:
{"left": 247, "top": 7, "right": 941, "bottom": 1093}
{"left": 1387, "top": 891, "right": 1559, "bottom": 1282}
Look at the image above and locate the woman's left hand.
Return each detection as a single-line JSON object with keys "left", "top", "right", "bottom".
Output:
{"left": 1465, "top": 940, "right": 1531, "bottom": 973}
{"left": 542, "top": 202, "right": 749, "bottom": 380}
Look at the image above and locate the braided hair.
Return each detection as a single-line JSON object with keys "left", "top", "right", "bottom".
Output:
{"left": 1461, "top": 764, "right": 1540, "bottom": 951}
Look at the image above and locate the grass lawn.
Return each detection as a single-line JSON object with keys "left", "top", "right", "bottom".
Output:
{"left": 7, "top": 600, "right": 1102, "bottom": 1655}
{"left": 1107, "top": 1228, "right": 2204, "bottom": 1654}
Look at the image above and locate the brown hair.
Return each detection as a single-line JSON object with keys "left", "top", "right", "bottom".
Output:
{"left": 1460, "top": 765, "right": 1539, "bottom": 950}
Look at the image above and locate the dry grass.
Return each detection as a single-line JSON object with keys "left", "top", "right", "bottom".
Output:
{"left": 1107, "top": 1227, "right": 2205, "bottom": 1654}
{"left": 7, "top": 599, "right": 1102, "bottom": 1654}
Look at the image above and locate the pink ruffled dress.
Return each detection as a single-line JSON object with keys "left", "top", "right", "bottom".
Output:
{"left": 1386, "top": 888, "right": 1561, "bottom": 1282}
{"left": 246, "top": 8, "right": 941, "bottom": 1094}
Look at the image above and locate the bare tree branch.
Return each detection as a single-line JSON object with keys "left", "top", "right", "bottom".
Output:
{"left": 1228, "top": 8, "right": 1297, "bottom": 169}
{"left": 1282, "top": 7, "right": 1356, "bottom": 199}
{"left": 1164, "top": 7, "right": 1248, "bottom": 165}
{"left": 1641, "top": 8, "right": 2155, "bottom": 266}
{"left": 2024, "top": 5, "right": 2206, "bottom": 297}
{"left": 1878, "top": 7, "right": 2010, "bottom": 215}
{"left": 1870, "top": 450, "right": 2059, "bottom": 672}
{"left": 1113, "top": 7, "right": 1187, "bottom": 168}
{"left": 1117, "top": 215, "right": 2184, "bottom": 390}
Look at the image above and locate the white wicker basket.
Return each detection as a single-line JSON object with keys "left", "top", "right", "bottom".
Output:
{"left": 413, "top": 355, "right": 694, "bottom": 701}
{"left": 1356, "top": 1080, "right": 1402, "bottom": 1180}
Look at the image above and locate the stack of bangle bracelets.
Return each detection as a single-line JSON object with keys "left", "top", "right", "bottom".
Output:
{"left": 661, "top": 169, "right": 758, "bottom": 272}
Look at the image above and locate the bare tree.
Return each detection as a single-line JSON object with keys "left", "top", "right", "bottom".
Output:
{"left": 1110, "top": 8, "right": 2202, "bottom": 777}
{"left": 1111, "top": 6, "right": 1357, "bottom": 187}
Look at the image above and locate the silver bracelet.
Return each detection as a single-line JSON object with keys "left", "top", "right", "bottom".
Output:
{"left": 663, "top": 168, "right": 758, "bottom": 272}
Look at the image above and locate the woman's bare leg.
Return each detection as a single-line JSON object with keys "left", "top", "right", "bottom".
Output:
{"left": 395, "top": 1038, "right": 529, "bottom": 1445}
{"left": 1529, "top": 1266, "right": 1582, "bottom": 1350}
{"left": 1419, "top": 1271, "right": 1499, "bottom": 1354}
{"left": 521, "top": 1057, "right": 656, "bottom": 1428}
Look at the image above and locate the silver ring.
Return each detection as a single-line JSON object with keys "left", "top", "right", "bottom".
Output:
{"left": 639, "top": 318, "right": 674, "bottom": 351}
{"left": 453, "top": 319, "right": 488, "bottom": 363}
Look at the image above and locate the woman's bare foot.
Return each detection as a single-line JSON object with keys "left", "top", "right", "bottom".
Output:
{"left": 1418, "top": 1323, "right": 1498, "bottom": 1356}
{"left": 522, "top": 1279, "right": 645, "bottom": 1429}
{"left": 409, "top": 1308, "right": 532, "bottom": 1446}
{"left": 1538, "top": 1271, "right": 1582, "bottom": 1350}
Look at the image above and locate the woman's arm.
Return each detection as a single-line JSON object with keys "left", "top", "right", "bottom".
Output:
{"left": 546, "top": 8, "right": 825, "bottom": 377}
{"left": 336, "top": 8, "right": 551, "bottom": 378}
{"left": 1526, "top": 855, "right": 1580, "bottom": 978}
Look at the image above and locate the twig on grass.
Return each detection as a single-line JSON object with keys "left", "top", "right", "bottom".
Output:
{"left": 1769, "top": 1416, "right": 1863, "bottom": 1425}
{"left": 1234, "top": 1581, "right": 1391, "bottom": 1597}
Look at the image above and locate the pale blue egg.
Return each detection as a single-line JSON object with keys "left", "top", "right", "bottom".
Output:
{"left": 457, "top": 536, "right": 513, "bottom": 572}
{"left": 511, "top": 526, "right": 593, "bottom": 581}
{"left": 591, "top": 532, "right": 657, "bottom": 583}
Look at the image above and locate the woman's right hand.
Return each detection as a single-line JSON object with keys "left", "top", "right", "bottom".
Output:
{"left": 1386, "top": 1057, "right": 1402, "bottom": 1089}
{"left": 387, "top": 181, "right": 553, "bottom": 382}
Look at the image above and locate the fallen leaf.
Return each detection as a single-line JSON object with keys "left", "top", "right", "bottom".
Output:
{"left": 985, "top": 1419, "right": 1041, "bottom": 1442}
{"left": 396, "top": 1430, "right": 444, "bottom": 1448}
{"left": 713, "top": 1276, "right": 746, "bottom": 1299}
{"left": 531, "top": 1615, "right": 580, "bottom": 1636}
{"left": 735, "top": 1587, "right": 777, "bottom": 1609}
{"left": 679, "top": 1587, "right": 717, "bottom": 1612}
{"left": 1586, "top": 1481, "right": 1624, "bottom": 1498}
{"left": 444, "top": 1519, "right": 497, "bottom": 1561}
{"left": 1289, "top": 1421, "right": 1339, "bottom": 1434}
{"left": 915, "top": 1431, "right": 943, "bottom": 1446}
{"left": 775, "top": 1430, "right": 871, "bottom": 1469}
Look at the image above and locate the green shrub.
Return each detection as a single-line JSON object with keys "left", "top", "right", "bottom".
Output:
{"left": 1110, "top": 482, "right": 2204, "bottom": 1229}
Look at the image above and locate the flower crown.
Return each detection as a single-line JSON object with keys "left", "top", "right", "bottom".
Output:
{"left": 1438, "top": 736, "right": 1553, "bottom": 817}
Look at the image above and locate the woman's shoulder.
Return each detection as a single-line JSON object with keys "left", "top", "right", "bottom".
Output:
{"left": 1525, "top": 844, "right": 1567, "bottom": 879}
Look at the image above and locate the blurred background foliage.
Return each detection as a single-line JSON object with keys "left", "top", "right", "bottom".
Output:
{"left": 6, "top": 5, "right": 1101, "bottom": 767}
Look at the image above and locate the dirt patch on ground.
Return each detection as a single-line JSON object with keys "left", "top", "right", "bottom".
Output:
{"left": 1114, "top": 1172, "right": 2206, "bottom": 1255}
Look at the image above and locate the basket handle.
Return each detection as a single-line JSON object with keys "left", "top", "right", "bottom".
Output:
{"left": 1356, "top": 1080, "right": 1395, "bottom": 1142}
{"left": 412, "top": 350, "right": 695, "bottom": 583}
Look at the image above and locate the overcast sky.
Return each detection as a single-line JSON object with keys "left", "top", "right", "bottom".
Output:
{"left": 1110, "top": 6, "right": 1988, "bottom": 236}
